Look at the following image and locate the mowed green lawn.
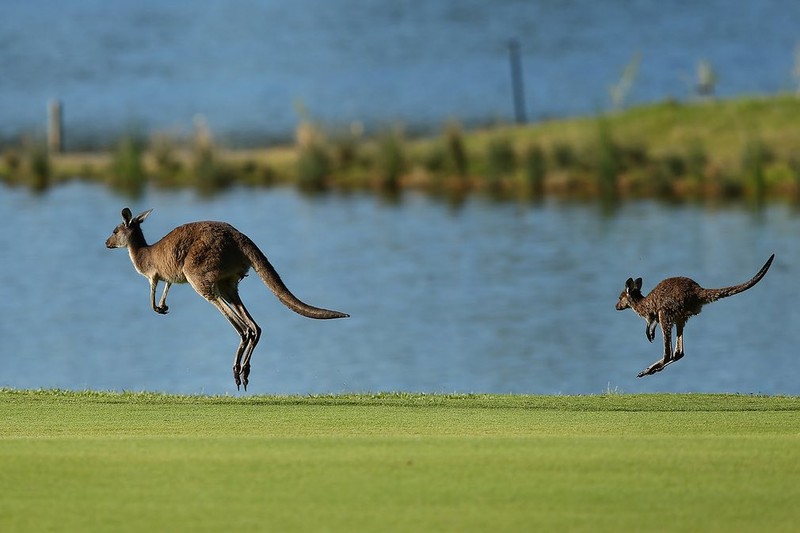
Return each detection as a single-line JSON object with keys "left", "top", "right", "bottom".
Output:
{"left": 1, "top": 390, "right": 798, "bottom": 532}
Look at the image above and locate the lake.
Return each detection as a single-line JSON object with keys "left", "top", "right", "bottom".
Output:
{"left": 2, "top": 0, "right": 800, "bottom": 145}
{"left": 0, "top": 183, "right": 797, "bottom": 395}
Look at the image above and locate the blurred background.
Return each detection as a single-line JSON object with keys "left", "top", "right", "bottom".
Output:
{"left": 1, "top": 0, "right": 798, "bottom": 395}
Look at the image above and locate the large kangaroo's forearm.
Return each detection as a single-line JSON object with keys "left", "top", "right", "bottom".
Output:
{"left": 149, "top": 278, "right": 171, "bottom": 315}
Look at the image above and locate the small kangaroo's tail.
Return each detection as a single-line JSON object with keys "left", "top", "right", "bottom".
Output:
{"left": 240, "top": 235, "right": 349, "bottom": 320}
{"left": 701, "top": 254, "right": 775, "bottom": 303}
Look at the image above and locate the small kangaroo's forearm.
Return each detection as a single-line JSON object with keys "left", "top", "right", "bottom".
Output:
{"left": 646, "top": 319, "right": 657, "bottom": 343}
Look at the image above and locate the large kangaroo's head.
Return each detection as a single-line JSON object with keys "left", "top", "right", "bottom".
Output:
{"left": 105, "top": 207, "right": 153, "bottom": 249}
{"left": 616, "top": 277, "right": 643, "bottom": 311}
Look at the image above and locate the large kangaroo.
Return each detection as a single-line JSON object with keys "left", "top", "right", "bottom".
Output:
{"left": 615, "top": 254, "right": 774, "bottom": 377}
{"left": 106, "top": 207, "right": 348, "bottom": 390}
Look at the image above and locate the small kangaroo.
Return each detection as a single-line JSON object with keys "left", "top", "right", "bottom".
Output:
{"left": 615, "top": 254, "right": 774, "bottom": 377}
{"left": 106, "top": 207, "right": 349, "bottom": 390}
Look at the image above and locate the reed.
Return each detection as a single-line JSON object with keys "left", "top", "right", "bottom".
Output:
{"left": 375, "top": 129, "right": 406, "bottom": 193}
{"left": 741, "top": 138, "right": 772, "bottom": 203}
{"left": 109, "top": 134, "right": 145, "bottom": 197}
{"left": 1, "top": 140, "right": 50, "bottom": 192}
{"left": 2, "top": 148, "right": 21, "bottom": 176}
{"left": 149, "top": 132, "right": 183, "bottom": 187}
{"left": 790, "top": 156, "right": 800, "bottom": 203}
{"left": 192, "top": 143, "right": 233, "bottom": 196}
{"left": 551, "top": 142, "right": 577, "bottom": 170}
{"left": 594, "top": 119, "right": 619, "bottom": 199}
{"left": 296, "top": 141, "right": 330, "bottom": 192}
{"left": 523, "top": 143, "right": 546, "bottom": 197}
{"left": 445, "top": 122, "right": 469, "bottom": 178}
{"left": 485, "top": 134, "right": 516, "bottom": 193}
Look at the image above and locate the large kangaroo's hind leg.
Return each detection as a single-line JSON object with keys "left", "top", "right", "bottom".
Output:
{"left": 217, "top": 279, "right": 261, "bottom": 390}
{"left": 189, "top": 276, "right": 254, "bottom": 390}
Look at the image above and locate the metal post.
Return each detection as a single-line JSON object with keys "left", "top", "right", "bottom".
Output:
{"left": 48, "top": 99, "right": 63, "bottom": 153}
{"left": 508, "top": 39, "right": 527, "bottom": 124}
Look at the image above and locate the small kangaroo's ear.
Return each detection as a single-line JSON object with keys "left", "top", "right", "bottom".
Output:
{"left": 133, "top": 208, "right": 153, "bottom": 224}
{"left": 634, "top": 278, "right": 643, "bottom": 291}
{"left": 121, "top": 207, "right": 133, "bottom": 225}
{"left": 625, "top": 277, "right": 635, "bottom": 291}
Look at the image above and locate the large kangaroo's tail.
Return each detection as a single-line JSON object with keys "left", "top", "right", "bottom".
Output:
{"left": 701, "top": 253, "right": 775, "bottom": 303}
{"left": 240, "top": 236, "right": 349, "bottom": 319}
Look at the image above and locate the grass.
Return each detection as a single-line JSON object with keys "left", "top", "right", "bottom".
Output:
{"left": 1, "top": 390, "right": 798, "bottom": 532}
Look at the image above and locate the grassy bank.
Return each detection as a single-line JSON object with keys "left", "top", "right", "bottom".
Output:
{"left": 1, "top": 390, "right": 798, "bottom": 532}
{"left": 4, "top": 94, "right": 800, "bottom": 201}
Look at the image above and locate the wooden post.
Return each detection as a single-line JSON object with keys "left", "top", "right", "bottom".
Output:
{"left": 48, "top": 99, "right": 63, "bottom": 153}
{"left": 508, "top": 39, "right": 527, "bottom": 124}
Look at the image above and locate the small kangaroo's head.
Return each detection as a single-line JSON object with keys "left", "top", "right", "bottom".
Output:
{"left": 105, "top": 207, "right": 153, "bottom": 249}
{"left": 616, "top": 277, "right": 643, "bottom": 311}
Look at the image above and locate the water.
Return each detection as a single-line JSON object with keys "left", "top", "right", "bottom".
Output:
{"left": 2, "top": 0, "right": 800, "bottom": 145}
{"left": 0, "top": 183, "right": 798, "bottom": 395}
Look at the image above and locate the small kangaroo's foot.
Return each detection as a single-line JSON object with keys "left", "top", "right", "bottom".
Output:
{"left": 637, "top": 357, "right": 668, "bottom": 378}
{"left": 638, "top": 352, "right": 684, "bottom": 377}
{"left": 155, "top": 305, "right": 169, "bottom": 315}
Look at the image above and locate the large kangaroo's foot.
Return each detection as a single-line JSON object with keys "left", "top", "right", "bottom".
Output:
{"left": 232, "top": 360, "right": 252, "bottom": 390}
{"left": 233, "top": 364, "right": 242, "bottom": 389}
{"left": 240, "top": 363, "right": 251, "bottom": 391}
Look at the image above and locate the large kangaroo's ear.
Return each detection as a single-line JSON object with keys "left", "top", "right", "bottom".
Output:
{"left": 121, "top": 207, "right": 133, "bottom": 225}
{"left": 625, "top": 277, "right": 635, "bottom": 291}
{"left": 634, "top": 277, "right": 643, "bottom": 291}
{"left": 133, "top": 208, "right": 153, "bottom": 224}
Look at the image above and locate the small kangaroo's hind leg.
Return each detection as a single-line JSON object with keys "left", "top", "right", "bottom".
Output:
{"left": 217, "top": 280, "right": 261, "bottom": 391}
{"left": 672, "top": 321, "right": 685, "bottom": 362}
{"left": 638, "top": 313, "right": 673, "bottom": 377}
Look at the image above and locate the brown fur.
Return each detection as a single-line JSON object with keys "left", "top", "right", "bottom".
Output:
{"left": 106, "top": 207, "right": 348, "bottom": 390}
{"left": 616, "top": 254, "right": 774, "bottom": 377}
